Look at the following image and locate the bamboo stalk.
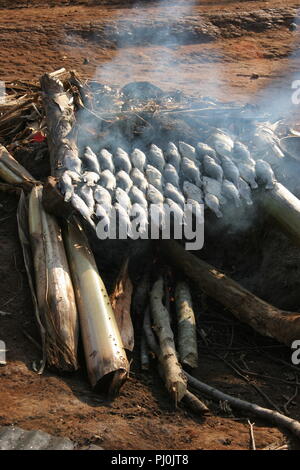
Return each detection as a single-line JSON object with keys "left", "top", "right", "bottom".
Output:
{"left": 63, "top": 218, "right": 129, "bottom": 395}
{"left": 28, "top": 186, "right": 79, "bottom": 371}
{"left": 150, "top": 277, "right": 187, "bottom": 406}
{"left": 175, "top": 281, "right": 198, "bottom": 369}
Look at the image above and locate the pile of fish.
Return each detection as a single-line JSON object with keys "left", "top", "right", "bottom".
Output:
{"left": 59, "top": 126, "right": 280, "bottom": 235}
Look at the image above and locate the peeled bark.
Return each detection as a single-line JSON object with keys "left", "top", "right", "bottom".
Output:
{"left": 63, "top": 218, "right": 129, "bottom": 395}
{"left": 150, "top": 277, "right": 187, "bottom": 406}
{"left": 162, "top": 240, "right": 300, "bottom": 347}
{"left": 175, "top": 281, "right": 198, "bottom": 368}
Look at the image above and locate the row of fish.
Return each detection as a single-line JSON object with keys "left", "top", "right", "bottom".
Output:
{"left": 59, "top": 136, "right": 277, "bottom": 227}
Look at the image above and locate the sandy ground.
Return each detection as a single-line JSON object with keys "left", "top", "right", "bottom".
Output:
{"left": 1, "top": 0, "right": 300, "bottom": 450}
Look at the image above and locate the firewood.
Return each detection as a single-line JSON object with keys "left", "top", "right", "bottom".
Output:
{"left": 175, "top": 281, "right": 198, "bottom": 368}
{"left": 186, "top": 372, "right": 300, "bottom": 440}
{"left": 150, "top": 277, "right": 187, "bottom": 406}
{"left": 110, "top": 258, "right": 134, "bottom": 352}
{"left": 162, "top": 240, "right": 300, "bottom": 347}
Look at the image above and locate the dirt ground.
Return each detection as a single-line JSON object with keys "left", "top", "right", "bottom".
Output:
{"left": 1, "top": 0, "right": 300, "bottom": 451}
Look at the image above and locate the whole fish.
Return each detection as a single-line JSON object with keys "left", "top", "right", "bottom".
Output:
{"left": 186, "top": 198, "right": 203, "bottom": 218}
{"left": 148, "top": 144, "right": 165, "bottom": 172}
{"left": 64, "top": 169, "right": 81, "bottom": 183}
{"left": 64, "top": 152, "right": 82, "bottom": 175}
{"left": 71, "top": 193, "right": 96, "bottom": 230}
{"left": 114, "top": 202, "right": 132, "bottom": 238}
{"left": 95, "top": 204, "right": 110, "bottom": 234}
{"left": 60, "top": 172, "right": 74, "bottom": 202}
{"left": 203, "top": 154, "right": 223, "bottom": 182}
{"left": 204, "top": 193, "right": 223, "bottom": 218}
{"left": 178, "top": 141, "right": 197, "bottom": 162}
{"left": 98, "top": 148, "right": 115, "bottom": 173}
{"left": 181, "top": 157, "right": 202, "bottom": 186}
{"left": 221, "top": 156, "right": 240, "bottom": 188}
{"left": 93, "top": 185, "right": 112, "bottom": 212}
{"left": 129, "top": 185, "right": 148, "bottom": 211}
{"left": 183, "top": 181, "right": 203, "bottom": 204}
{"left": 163, "top": 163, "right": 180, "bottom": 187}
{"left": 83, "top": 146, "right": 101, "bottom": 174}
{"left": 255, "top": 159, "right": 276, "bottom": 189}
{"left": 130, "top": 203, "right": 149, "bottom": 234}
{"left": 238, "top": 177, "right": 253, "bottom": 205}
{"left": 115, "top": 187, "right": 132, "bottom": 211}
{"left": 196, "top": 142, "right": 219, "bottom": 162}
{"left": 147, "top": 183, "right": 164, "bottom": 205}
{"left": 145, "top": 164, "right": 164, "bottom": 192}
{"left": 116, "top": 170, "right": 133, "bottom": 193}
{"left": 202, "top": 176, "right": 222, "bottom": 199}
{"left": 100, "top": 169, "right": 116, "bottom": 193}
{"left": 78, "top": 184, "right": 95, "bottom": 213}
{"left": 165, "top": 142, "right": 181, "bottom": 172}
{"left": 233, "top": 141, "right": 252, "bottom": 163}
{"left": 207, "top": 130, "right": 234, "bottom": 158}
{"left": 83, "top": 171, "right": 100, "bottom": 186}
{"left": 237, "top": 161, "right": 258, "bottom": 189}
{"left": 130, "top": 148, "right": 147, "bottom": 171}
{"left": 130, "top": 168, "right": 148, "bottom": 193}
{"left": 114, "top": 147, "right": 132, "bottom": 173}
{"left": 149, "top": 202, "right": 165, "bottom": 229}
{"left": 164, "top": 182, "right": 185, "bottom": 208}
{"left": 164, "top": 198, "right": 185, "bottom": 224}
{"left": 222, "top": 179, "right": 241, "bottom": 208}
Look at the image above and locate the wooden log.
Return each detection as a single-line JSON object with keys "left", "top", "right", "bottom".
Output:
{"left": 150, "top": 277, "right": 187, "bottom": 406}
{"left": 40, "top": 73, "right": 77, "bottom": 178}
{"left": 110, "top": 258, "right": 134, "bottom": 352}
{"left": 175, "top": 281, "right": 198, "bottom": 369}
{"left": 162, "top": 240, "right": 300, "bottom": 347}
{"left": 259, "top": 182, "right": 300, "bottom": 247}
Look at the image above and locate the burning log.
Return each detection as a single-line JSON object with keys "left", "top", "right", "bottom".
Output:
{"left": 150, "top": 277, "right": 187, "bottom": 406}
{"left": 28, "top": 186, "right": 79, "bottom": 371}
{"left": 259, "top": 182, "right": 300, "bottom": 247}
{"left": 63, "top": 218, "right": 129, "bottom": 396}
{"left": 0, "top": 144, "right": 37, "bottom": 188}
{"left": 162, "top": 240, "right": 300, "bottom": 347}
{"left": 175, "top": 281, "right": 198, "bottom": 369}
{"left": 40, "top": 73, "right": 77, "bottom": 177}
